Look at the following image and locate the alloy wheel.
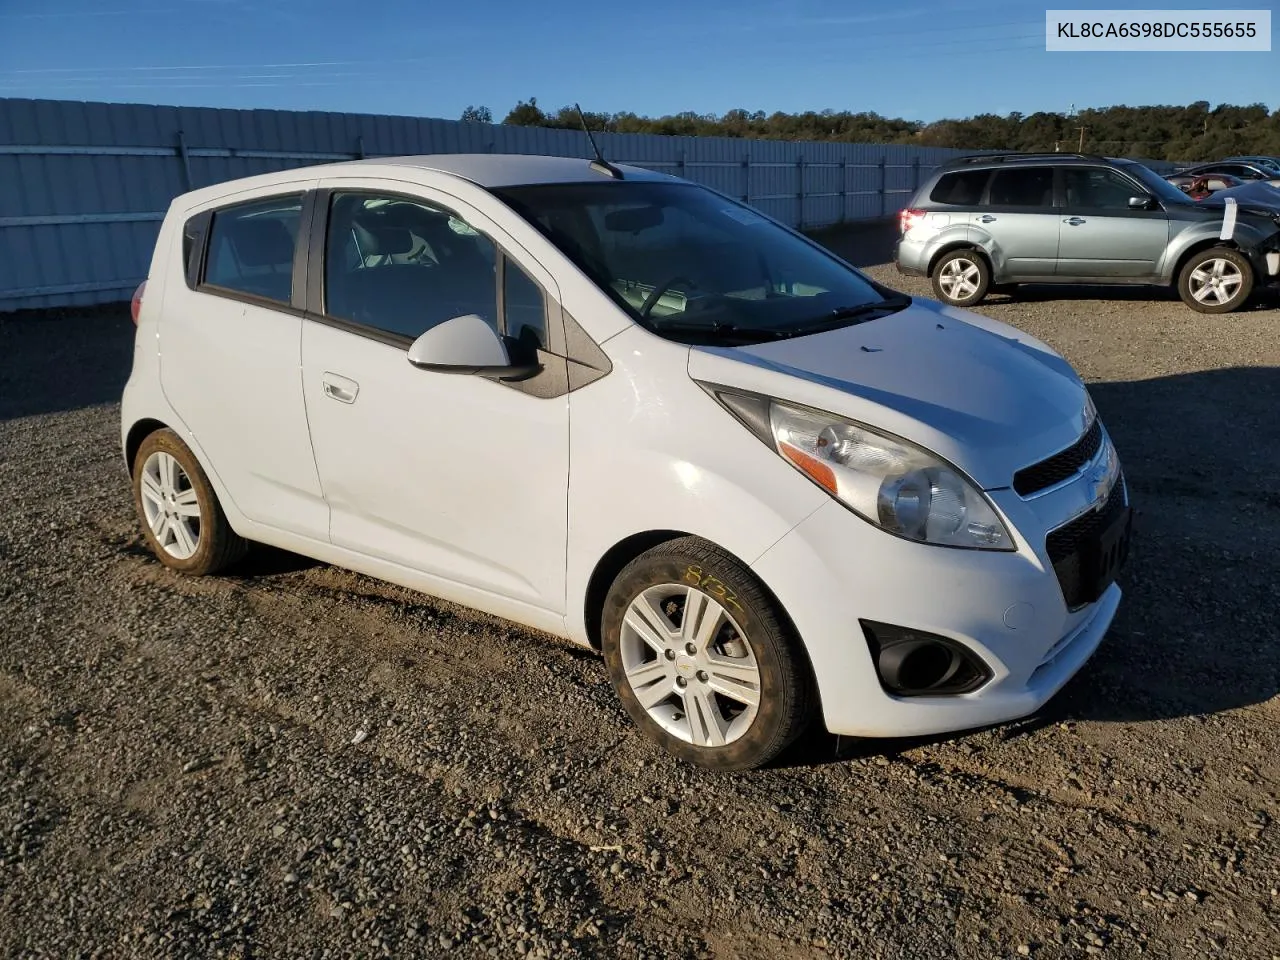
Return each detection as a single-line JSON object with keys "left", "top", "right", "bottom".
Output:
{"left": 1187, "top": 257, "right": 1243, "bottom": 306}
{"left": 938, "top": 257, "right": 981, "bottom": 300}
{"left": 139, "top": 451, "right": 202, "bottom": 560}
{"left": 619, "top": 583, "right": 761, "bottom": 747}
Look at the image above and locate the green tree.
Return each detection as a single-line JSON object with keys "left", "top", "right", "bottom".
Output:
{"left": 502, "top": 98, "right": 547, "bottom": 127}
{"left": 490, "top": 98, "right": 1280, "bottom": 161}
{"left": 459, "top": 105, "right": 493, "bottom": 124}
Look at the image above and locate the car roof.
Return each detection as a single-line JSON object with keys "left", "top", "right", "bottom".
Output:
{"left": 173, "top": 153, "right": 681, "bottom": 210}
{"left": 1187, "top": 159, "right": 1267, "bottom": 169}
{"left": 341, "top": 153, "right": 679, "bottom": 186}
{"left": 937, "top": 153, "right": 1129, "bottom": 171}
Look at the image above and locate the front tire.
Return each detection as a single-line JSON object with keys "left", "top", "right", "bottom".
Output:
{"left": 132, "top": 429, "right": 248, "bottom": 575}
{"left": 930, "top": 249, "right": 990, "bottom": 307}
{"left": 601, "top": 537, "right": 814, "bottom": 770}
{"left": 1178, "top": 247, "right": 1253, "bottom": 314}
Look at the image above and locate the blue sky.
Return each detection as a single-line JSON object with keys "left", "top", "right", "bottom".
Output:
{"left": 0, "top": 0, "right": 1275, "bottom": 122}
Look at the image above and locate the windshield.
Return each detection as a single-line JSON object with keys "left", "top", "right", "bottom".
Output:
{"left": 492, "top": 181, "right": 900, "bottom": 344}
{"left": 1121, "top": 162, "right": 1196, "bottom": 205}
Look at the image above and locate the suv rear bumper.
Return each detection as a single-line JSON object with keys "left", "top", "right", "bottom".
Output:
{"left": 894, "top": 237, "right": 930, "bottom": 277}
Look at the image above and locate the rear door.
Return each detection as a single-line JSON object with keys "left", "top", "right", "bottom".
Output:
{"left": 971, "top": 166, "right": 1059, "bottom": 277}
{"left": 1057, "top": 166, "right": 1170, "bottom": 279}
{"left": 158, "top": 182, "right": 329, "bottom": 538}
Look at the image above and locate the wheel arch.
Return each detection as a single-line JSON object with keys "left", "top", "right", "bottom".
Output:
{"left": 583, "top": 530, "right": 690, "bottom": 650}
{"left": 124, "top": 418, "right": 169, "bottom": 472}
{"left": 1166, "top": 237, "right": 1254, "bottom": 286}
{"left": 581, "top": 531, "right": 823, "bottom": 717}
{"left": 927, "top": 242, "right": 992, "bottom": 278}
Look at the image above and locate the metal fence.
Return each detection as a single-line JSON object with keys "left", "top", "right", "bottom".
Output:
{"left": 0, "top": 98, "right": 984, "bottom": 312}
{"left": 0, "top": 98, "right": 1181, "bottom": 312}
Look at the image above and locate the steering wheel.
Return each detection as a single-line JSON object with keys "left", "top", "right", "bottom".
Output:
{"left": 640, "top": 275, "right": 695, "bottom": 319}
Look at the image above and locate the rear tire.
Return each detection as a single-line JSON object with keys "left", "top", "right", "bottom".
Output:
{"left": 1177, "top": 247, "right": 1253, "bottom": 314}
{"left": 601, "top": 537, "right": 815, "bottom": 771}
{"left": 132, "top": 429, "right": 248, "bottom": 576}
{"left": 930, "top": 249, "right": 990, "bottom": 307}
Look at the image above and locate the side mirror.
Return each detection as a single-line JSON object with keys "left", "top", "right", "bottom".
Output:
{"left": 406, "top": 314, "right": 540, "bottom": 380}
{"left": 1128, "top": 195, "right": 1156, "bottom": 210}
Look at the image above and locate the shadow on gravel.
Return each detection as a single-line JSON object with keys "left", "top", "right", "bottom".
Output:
{"left": 1007, "top": 284, "right": 1280, "bottom": 311}
{"left": 0, "top": 305, "right": 134, "bottom": 421}
{"left": 778, "top": 364, "right": 1280, "bottom": 769}
{"left": 227, "top": 545, "right": 322, "bottom": 578}
{"left": 809, "top": 218, "right": 899, "bottom": 268}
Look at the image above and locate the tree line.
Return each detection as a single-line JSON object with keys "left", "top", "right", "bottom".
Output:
{"left": 457, "top": 100, "right": 1280, "bottom": 162}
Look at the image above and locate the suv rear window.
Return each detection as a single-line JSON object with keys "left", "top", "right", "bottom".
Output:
{"left": 988, "top": 167, "right": 1055, "bottom": 207}
{"left": 929, "top": 170, "right": 989, "bottom": 206}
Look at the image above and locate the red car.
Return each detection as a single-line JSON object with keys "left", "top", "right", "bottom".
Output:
{"left": 1165, "top": 172, "right": 1247, "bottom": 199}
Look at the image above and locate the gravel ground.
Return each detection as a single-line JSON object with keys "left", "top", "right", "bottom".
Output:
{"left": 2, "top": 228, "right": 1279, "bottom": 959}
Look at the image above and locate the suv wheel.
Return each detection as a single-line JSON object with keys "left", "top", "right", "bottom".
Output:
{"left": 931, "top": 250, "right": 990, "bottom": 307}
{"left": 1178, "top": 248, "right": 1254, "bottom": 314}
{"left": 601, "top": 537, "right": 814, "bottom": 770}
{"left": 132, "top": 429, "right": 248, "bottom": 575}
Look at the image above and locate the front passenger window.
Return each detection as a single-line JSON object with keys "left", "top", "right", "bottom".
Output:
{"left": 1063, "top": 169, "right": 1141, "bottom": 210}
{"left": 504, "top": 260, "right": 547, "bottom": 351}
{"left": 324, "top": 192, "right": 498, "bottom": 340}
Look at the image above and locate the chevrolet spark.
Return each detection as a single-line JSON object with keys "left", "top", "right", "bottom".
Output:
{"left": 122, "top": 154, "right": 1130, "bottom": 770}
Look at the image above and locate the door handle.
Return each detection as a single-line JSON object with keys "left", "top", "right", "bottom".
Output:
{"left": 977, "top": 214, "right": 997, "bottom": 223}
{"left": 320, "top": 373, "right": 359, "bottom": 404}
{"left": 1064, "top": 217, "right": 1087, "bottom": 226}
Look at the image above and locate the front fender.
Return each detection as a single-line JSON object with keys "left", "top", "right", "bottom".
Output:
{"left": 563, "top": 327, "right": 828, "bottom": 646}
{"left": 1161, "top": 220, "right": 1279, "bottom": 283}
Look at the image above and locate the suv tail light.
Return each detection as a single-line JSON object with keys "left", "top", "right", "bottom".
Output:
{"left": 130, "top": 280, "right": 147, "bottom": 325}
{"left": 898, "top": 208, "right": 926, "bottom": 235}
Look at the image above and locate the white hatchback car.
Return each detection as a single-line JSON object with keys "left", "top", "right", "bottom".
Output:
{"left": 122, "top": 154, "right": 1130, "bottom": 769}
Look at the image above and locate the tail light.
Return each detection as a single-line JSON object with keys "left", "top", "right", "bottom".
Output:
{"left": 130, "top": 280, "right": 147, "bottom": 325}
{"left": 898, "top": 208, "right": 926, "bottom": 235}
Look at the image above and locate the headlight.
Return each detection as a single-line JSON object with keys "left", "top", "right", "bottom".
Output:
{"left": 702, "top": 385, "right": 1013, "bottom": 550}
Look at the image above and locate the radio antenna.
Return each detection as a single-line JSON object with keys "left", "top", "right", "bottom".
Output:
{"left": 575, "top": 103, "right": 623, "bottom": 180}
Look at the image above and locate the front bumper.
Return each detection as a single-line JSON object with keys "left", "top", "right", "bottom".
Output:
{"left": 751, "top": 469, "right": 1125, "bottom": 739}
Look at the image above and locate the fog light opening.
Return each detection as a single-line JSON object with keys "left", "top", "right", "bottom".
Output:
{"left": 861, "top": 620, "right": 991, "bottom": 696}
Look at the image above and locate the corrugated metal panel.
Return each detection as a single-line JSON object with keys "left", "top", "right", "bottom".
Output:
{"left": 1, "top": 97, "right": 1175, "bottom": 312}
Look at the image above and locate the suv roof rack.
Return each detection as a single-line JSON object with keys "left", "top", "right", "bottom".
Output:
{"left": 945, "top": 152, "right": 1105, "bottom": 165}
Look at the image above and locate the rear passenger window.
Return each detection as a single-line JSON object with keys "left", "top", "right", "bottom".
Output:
{"left": 203, "top": 196, "right": 302, "bottom": 304}
{"left": 988, "top": 168, "right": 1055, "bottom": 207}
{"left": 929, "top": 170, "right": 989, "bottom": 206}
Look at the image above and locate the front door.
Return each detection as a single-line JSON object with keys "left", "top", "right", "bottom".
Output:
{"left": 1056, "top": 166, "right": 1170, "bottom": 278}
{"left": 299, "top": 183, "right": 570, "bottom": 614}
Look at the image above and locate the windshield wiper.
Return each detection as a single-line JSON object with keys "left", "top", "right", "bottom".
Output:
{"left": 780, "top": 295, "right": 913, "bottom": 338}
{"left": 647, "top": 319, "right": 789, "bottom": 344}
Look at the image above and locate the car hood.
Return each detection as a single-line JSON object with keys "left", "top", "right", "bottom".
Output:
{"left": 686, "top": 300, "right": 1093, "bottom": 490}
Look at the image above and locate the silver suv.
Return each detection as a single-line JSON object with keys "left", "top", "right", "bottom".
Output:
{"left": 895, "top": 153, "right": 1280, "bottom": 314}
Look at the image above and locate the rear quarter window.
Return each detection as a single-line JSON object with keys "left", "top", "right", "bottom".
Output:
{"left": 928, "top": 170, "right": 990, "bottom": 206}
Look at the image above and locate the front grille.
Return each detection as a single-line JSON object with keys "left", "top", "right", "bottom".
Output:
{"left": 1046, "top": 477, "right": 1130, "bottom": 609}
{"left": 1013, "top": 419, "right": 1104, "bottom": 496}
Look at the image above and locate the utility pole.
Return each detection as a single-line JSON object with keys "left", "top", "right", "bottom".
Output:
{"left": 1077, "top": 126, "right": 1086, "bottom": 152}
